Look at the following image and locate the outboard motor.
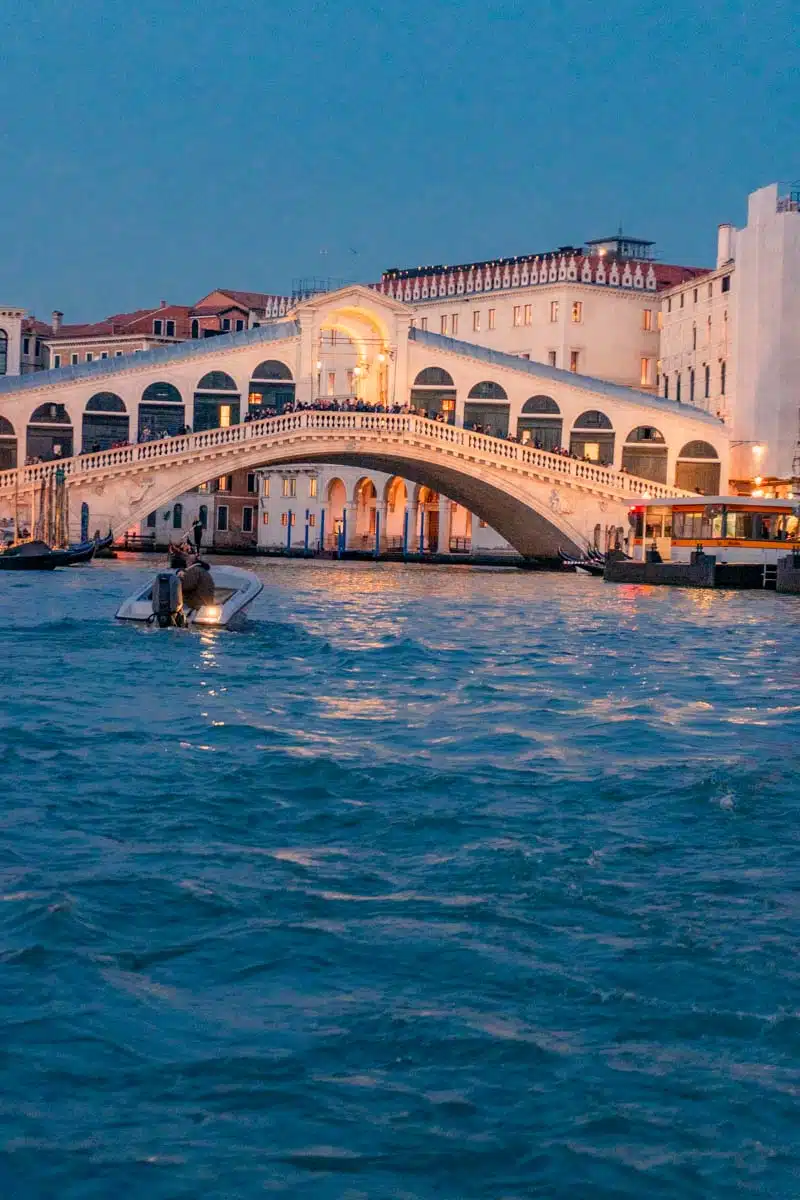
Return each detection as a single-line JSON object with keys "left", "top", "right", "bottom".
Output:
{"left": 150, "top": 572, "right": 185, "bottom": 628}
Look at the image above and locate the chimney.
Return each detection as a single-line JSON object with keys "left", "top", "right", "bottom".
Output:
{"left": 716, "top": 224, "right": 735, "bottom": 268}
{"left": 52, "top": 310, "right": 63, "bottom": 332}
{"left": 160, "top": 299, "right": 167, "bottom": 308}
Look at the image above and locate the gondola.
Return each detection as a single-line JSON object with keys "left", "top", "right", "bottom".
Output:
{"left": 558, "top": 547, "right": 606, "bottom": 577}
{"left": 0, "top": 539, "right": 96, "bottom": 570}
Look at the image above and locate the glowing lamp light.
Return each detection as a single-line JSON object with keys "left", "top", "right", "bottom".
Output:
{"left": 754, "top": 476, "right": 762, "bottom": 486}
{"left": 753, "top": 443, "right": 765, "bottom": 458}
{"left": 315, "top": 360, "right": 322, "bottom": 370}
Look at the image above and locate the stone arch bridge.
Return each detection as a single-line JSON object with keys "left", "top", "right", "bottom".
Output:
{"left": 0, "top": 410, "right": 691, "bottom": 557}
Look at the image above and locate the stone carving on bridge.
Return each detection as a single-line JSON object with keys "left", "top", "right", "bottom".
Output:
{"left": 548, "top": 488, "right": 574, "bottom": 516}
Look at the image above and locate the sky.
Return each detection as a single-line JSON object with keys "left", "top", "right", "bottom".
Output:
{"left": 1, "top": 0, "right": 798, "bottom": 322}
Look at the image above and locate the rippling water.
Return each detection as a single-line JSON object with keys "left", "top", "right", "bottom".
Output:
{"left": 1, "top": 559, "right": 798, "bottom": 1198}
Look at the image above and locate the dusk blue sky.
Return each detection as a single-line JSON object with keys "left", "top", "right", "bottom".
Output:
{"left": 1, "top": 0, "right": 797, "bottom": 321}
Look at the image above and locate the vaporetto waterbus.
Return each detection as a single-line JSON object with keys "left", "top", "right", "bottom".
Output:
{"left": 629, "top": 496, "right": 800, "bottom": 564}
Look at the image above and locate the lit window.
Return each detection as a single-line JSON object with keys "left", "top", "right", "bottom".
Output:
{"left": 642, "top": 309, "right": 652, "bottom": 331}
{"left": 488, "top": 308, "right": 496, "bottom": 330}
{"left": 262, "top": 511, "right": 269, "bottom": 525}
{"left": 282, "top": 477, "right": 297, "bottom": 497}
{"left": 86, "top": 352, "right": 93, "bottom": 362}
{"left": 242, "top": 506, "right": 254, "bottom": 533}
{"left": 218, "top": 476, "right": 231, "bottom": 492}
{"left": 570, "top": 350, "right": 579, "bottom": 373}
{"left": 473, "top": 310, "right": 481, "bottom": 332}
{"left": 513, "top": 305, "right": 522, "bottom": 327}
{"left": 217, "top": 504, "right": 229, "bottom": 531}
{"left": 420, "top": 317, "right": 428, "bottom": 331}
{"left": 640, "top": 357, "right": 653, "bottom": 387}
{"left": 263, "top": 477, "right": 270, "bottom": 497}
{"left": 53, "top": 354, "right": 61, "bottom": 368}
{"left": 524, "top": 304, "right": 532, "bottom": 325}
{"left": 280, "top": 512, "right": 297, "bottom": 527}
{"left": 550, "top": 301, "right": 559, "bottom": 322}
{"left": 451, "top": 314, "right": 458, "bottom": 336}
{"left": 308, "top": 513, "right": 317, "bottom": 527}
{"left": 219, "top": 405, "right": 231, "bottom": 428}
{"left": 153, "top": 319, "right": 163, "bottom": 335}
{"left": 440, "top": 315, "right": 447, "bottom": 334}
{"left": 309, "top": 476, "right": 318, "bottom": 498}
{"left": 657, "top": 311, "right": 663, "bottom": 330}
{"left": 247, "top": 472, "right": 257, "bottom": 493}
{"left": 548, "top": 350, "right": 557, "bottom": 367}
{"left": 571, "top": 301, "right": 582, "bottom": 323}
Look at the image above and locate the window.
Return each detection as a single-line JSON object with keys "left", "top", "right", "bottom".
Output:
{"left": 548, "top": 350, "right": 557, "bottom": 367}
{"left": 451, "top": 313, "right": 458, "bottom": 336}
{"left": 216, "top": 505, "right": 229, "bottom": 531}
{"left": 308, "top": 513, "right": 317, "bottom": 527}
{"left": 262, "top": 511, "right": 269, "bottom": 525}
{"left": 282, "top": 476, "right": 297, "bottom": 497}
{"left": 53, "top": 354, "right": 61, "bottom": 368}
{"left": 222, "top": 318, "right": 231, "bottom": 331}
{"left": 153, "top": 319, "right": 163, "bottom": 335}
{"left": 676, "top": 374, "right": 682, "bottom": 403}
{"left": 146, "top": 511, "right": 156, "bottom": 528}
{"left": 86, "top": 352, "right": 93, "bottom": 362}
{"left": 247, "top": 472, "right": 257, "bottom": 493}
{"left": 327, "top": 371, "right": 336, "bottom": 396}
{"left": 663, "top": 376, "right": 669, "bottom": 399}
{"left": 693, "top": 288, "right": 698, "bottom": 303}
{"left": 35, "top": 339, "right": 41, "bottom": 355}
{"left": 689, "top": 368, "right": 695, "bottom": 403}
{"left": 704, "top": 364, "right": 710, "bottom": 398}
{"left": 643, "top": 309, "right": 652, "bottom": 331}
{"left": 217, "top": 475, "right": 231, "bottom": 492}
{"left": 692, "top": 324, "right": 697, "bottom": 350}
{"left": 524, "top": 304, "right": 532, "bottom": 325}
{"left": 640, "top": 357, "right": 653, "bottom": 387}
{"left": 513, "top": 305, "right": 522, "bottom": 327}
{"left": 242, "top": 506, "right": 254, "bottom": 533}
{"left": 263, "top": 477, "right": 270, "bottom": 497}
{"left": 219, "top": 404, "right": 232, "bottom": 428}
{"left": 409, "top": 318, "right": 415, "bottom": 329}
{"left": 440, "top": 315, "right": 447, "bottom": 334}
{"left": 720, "top": 360, "right": 726, "bottom": 395}
{"left": 420, "top": 317, "right": 428, "bottom": 331}
{"left": 721, "top": 275, "right": 731, "bottom": 293}
{"left": 23, "top": 337, "right": 30, "bottom": 354}
{"left": 550, "top": 301, "right": 559, "bottom": 322}
{"left": 166, "top": 320, "right": 176, "bottom": 337}
{"left": 280, "top": 512, "right": 297, "bottom": 527}
{"left": 473, "top": 310, "right": 481, "bottom": 332}
{"left": 708, "top": 282, "right": 713, "bottom": 298}
{"left": 488, "top": 308, "right": 496, "bottom": 330}
{"left": 657, "top": 311, "right": 663, "bottom": 330}
{"left": 667, "top": 298, "right": 672, "bottom": 313}
{"left": 309, "top": 476, "right": 318, "bottom": 498}
{"left": 235, "top": 319, "right": 244, "bottom": 332}
{"left": 571, "top": 301, "right": 582, "bottom": 323}
{"left": 569, "top": 351, "right": 579, "bottom": 373}
{"left": 680, "top": 293, "right": 685, "bottom": 308}
{"left": 115, "top": 351, "right": 123, "bottom": 357}
{"left": 70, "top": 353, "right": 78, "bottom": 364}
{"left": 172, "top": 502, "right": 183, "bottom": 529}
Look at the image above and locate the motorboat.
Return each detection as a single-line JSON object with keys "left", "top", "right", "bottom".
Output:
{"left": 115, "top": 563, "right": 264, "bottom": 629}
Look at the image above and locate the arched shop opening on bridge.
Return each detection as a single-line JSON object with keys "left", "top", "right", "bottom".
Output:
{"left": 570, "top": 410, "right": 615, "bottom": 465}
{"left": 517, "top": 396, "right": 562, "bottom": 450}
{"left": 248, "top": 360, "right": 295, "bottom": 416}
{"left": 416, "top": 485, "right": 440, "bottom": 551}
{"left": 0, "top": 416, "right": 16, "bottom": 469}
{"left": 410, "top": 367, "right": 456, "bottom": 423}
{"left": 327, "top": 477, "right": 347, "bottom": 545}
{"left": 621, "top": 425, "right": 668, "bottom": 484}
{"left": 194, "top": 371, "right": 240, "bottom": 432}
{"left": 82, "top": 392, "right": 129, "bottom": 452}
{"left": 139, "top": 382, "right": 185, "bottom": 440}
{"left": 464, "top": 381, "right": 510, "bottom": 436}
{"left": 675, "top": 440, "right": 721, "bottom": 494}
{"left": 27, "top": 403, "right": 73, "bottom": 461}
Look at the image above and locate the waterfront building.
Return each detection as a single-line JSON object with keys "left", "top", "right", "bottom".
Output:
{"left": 659, "top": 183, "right": 800, "bottom": 486}
{"left": 42, "top": 303, "right": 193, "bottom": 369}
{"left": 0, "top": 306, "right": 25, "bottom": 378}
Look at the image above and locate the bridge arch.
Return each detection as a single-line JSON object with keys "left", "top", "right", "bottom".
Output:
{"left": 82, "top": 392, "right": 129, "bottom": 453}
{"left": 27, "top": 402, "right": 73, "bottom": 462}
{"left": 0, "top": 415, "right": 16, "bottom": 469}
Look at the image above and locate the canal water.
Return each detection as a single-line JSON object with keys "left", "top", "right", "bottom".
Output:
{"left": 2, "top": 560, "right": 798, "bottom": 1199}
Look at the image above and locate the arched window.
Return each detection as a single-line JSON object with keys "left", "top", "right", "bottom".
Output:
{"left": 622, "top": 426, "right": 668, "bottom": 483}
{"left": 675, "top": 441, "right": 720, "bottom": 494}
{"left": 250, "top": 360, "right": 293, "bottom": 381}
{"left": 86, "top": 392, "right": 126, "bottom": 412}
{"left": 570, "top": 410, "right": 614, "bottom": 465}
{"left": 0, "top": 329, "right": 7, "bottom": 376}
{"left": 27, "top": 403, "right": 73, "bottom": 461}
{"left": 468, "top": 380, "right": 507, "bottom": 400}
{"left": 30, "top": 402, "right": 71, "bottom": 424}
{"left": 173, "top": 502, "right": 183, "bottom": 530}
{"left": 0, "top": 416, "right": 14, "bottom": 436}
{"left": 142, "top": 381, "right": 182, "bottom": 405}
{"left": 573, "top": 410, "right": 612, "bottom": 429}
{"left": 197, "top": 370, "right": 237, "bottom": 391}
{"left": 414, "top": 367, "right": 454, "bottom": 387}
{"left": 522, "top": 395, "right": 560, "bottom": 414}
{"left": 0, "top": 414, "right": 15, "bottom": 469}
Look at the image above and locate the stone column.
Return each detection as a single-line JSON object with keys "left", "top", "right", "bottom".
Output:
{"left": 436, "top": 497, "right": 451, "bottom": 554}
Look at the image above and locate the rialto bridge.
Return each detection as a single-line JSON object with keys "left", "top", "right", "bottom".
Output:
{"left": 0, "top": 286, "right": 727, "bottom": 556}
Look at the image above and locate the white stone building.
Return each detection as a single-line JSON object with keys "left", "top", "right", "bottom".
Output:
{"left": 0, "top": 307, "right": 25, "bottom": 379}
{"left": 660, "top": 183, "right": 800, "bottom": 484}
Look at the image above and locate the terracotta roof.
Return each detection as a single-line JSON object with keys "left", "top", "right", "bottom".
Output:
{"left": 215, "top": 289, "right": 283, "bottom": 310}
{"left": 190, "top": 303, "right": 249, "bottom": 317}
{"left": 46, "top": 304, "right": 192, "bottom": 341}
{"left": 22, "top": 317, "right": 53, "bottom": 336}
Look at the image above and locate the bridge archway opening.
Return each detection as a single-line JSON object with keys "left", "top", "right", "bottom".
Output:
{"left": 0, "top": 415, "right": 16, "bottom": 469}
{"left": 27, "top": 402, "right": 73, "bottom": 462}
{"left": 465, "top": 381, "right": 510, "bottom": 436}
{"left": 383, "top": 476, "right": 408, "bottom": 544}
{"left": 326, "top": 476, "right": 347, "bottom": 543}
{"left": 621, "top": 425, "right": 667, "bottom": 483}
{"left": 194, "top": 371, "right": 240, "bottom": 432}
{"left": 248, "top": 360, "right": 295, "bottom": 417}
{"left": 411, "top": 367, "right": 456, "bottom": 423}
{"left": 675, "top": 440, "right": 720, "bottom": 493}
{"left": 353, "top": 476, "right": 378, "bottom": 543}
{"left": 517, "top": 395, "right": 562, "bottom": 449}
{"left": 570, "top": 409, "right": 615, "bottom": 465}
{"left": 415, "top": 484, "right": 440, "bottom": 551}
{"left": 318, "top": 303, "right": 391, "bottom": 405}
{"left": 82, "top": 392, "right": 129, "bottom": 452}
{"left": 140, "top": 382, "right": 185, "bottom": 441}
